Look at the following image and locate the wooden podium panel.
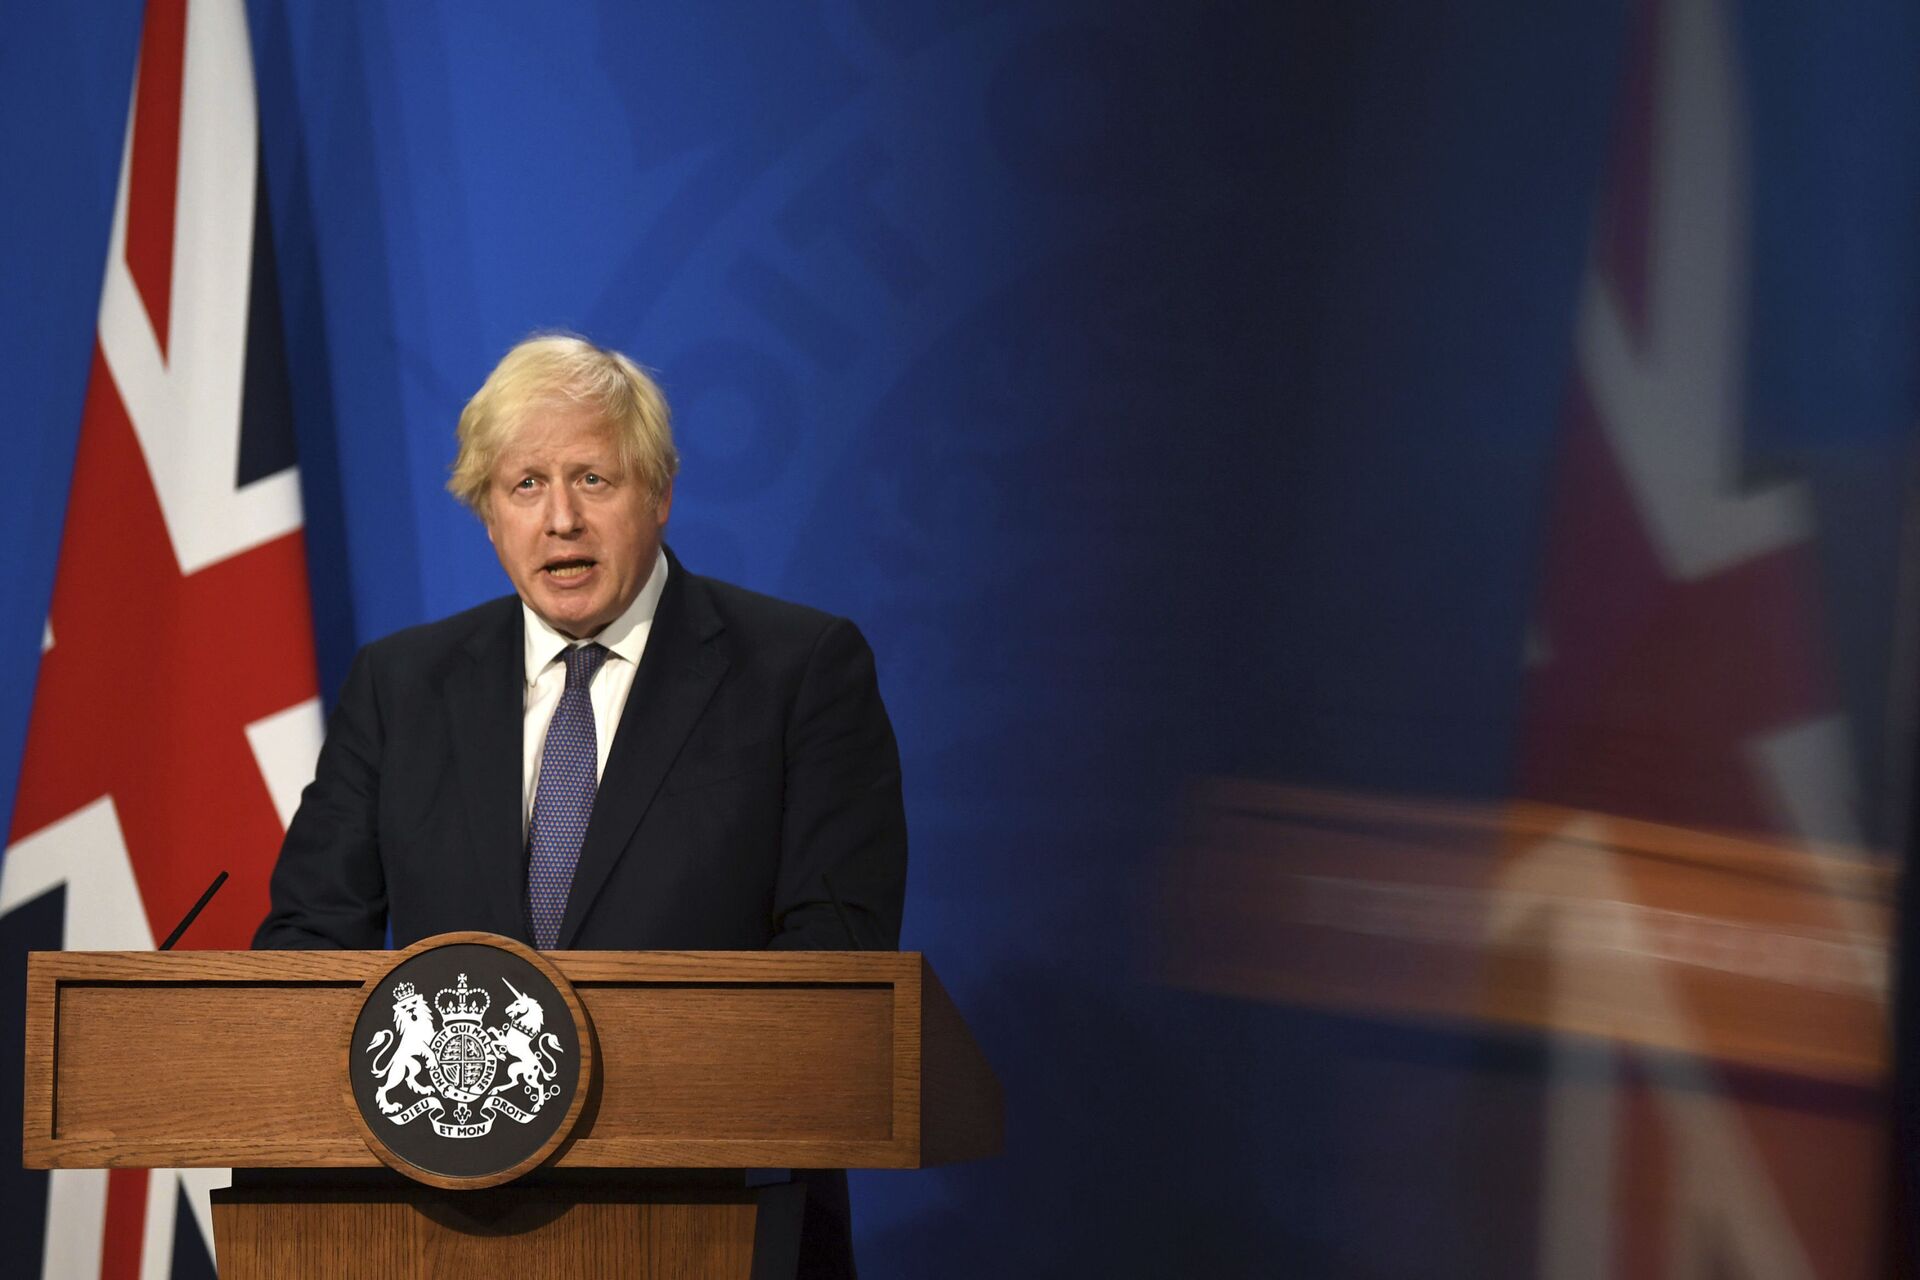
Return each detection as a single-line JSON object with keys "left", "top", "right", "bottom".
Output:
{"left": 210, "top": 1180, "right": 800, "bottom": 1280}
{"left": 1158, "top": 782, "right": 1890, "bottom": 1082}
{"left": 23, "top": 949, "right": 1001, "bottom": 1172}
{"left": 578, "top": 986, "right": 894, "bottom": 1138}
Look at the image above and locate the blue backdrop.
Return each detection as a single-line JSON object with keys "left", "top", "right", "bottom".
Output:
{"left": 5, "top": 3, "right": 1919, "bottom": 1275}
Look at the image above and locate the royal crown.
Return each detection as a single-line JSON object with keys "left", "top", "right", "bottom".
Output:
{"left": 435, "top": 972, "right": 490, "bottom": 1024}
{"left": 392, "top": 981, "right": 417, "bottom": 1001}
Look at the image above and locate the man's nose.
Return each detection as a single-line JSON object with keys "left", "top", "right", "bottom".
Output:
{"left": 545, "top": 488, "right": 584, "bottom": 534}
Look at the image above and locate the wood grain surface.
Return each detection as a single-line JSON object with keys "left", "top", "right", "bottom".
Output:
{"left": 24, "top": 948, "right": 1003, "bottom": 1171}
{"left": 210, "top": 1183, "right": 763, "bottom": 1280}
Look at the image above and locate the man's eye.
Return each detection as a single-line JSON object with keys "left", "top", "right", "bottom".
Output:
{"left": 583, "top": 473, "right": 604, "bottom": 486}
{"left": 516, "top": 477, "right": 537, "bottom": 490}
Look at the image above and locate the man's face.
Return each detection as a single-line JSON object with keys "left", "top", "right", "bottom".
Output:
{"left": 483, "top": 406, "right": 670, "bottom": 640}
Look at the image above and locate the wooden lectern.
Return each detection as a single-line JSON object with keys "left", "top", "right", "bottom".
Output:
{"left": 22, "top": 946, "right": 1001, "bottom": 1278}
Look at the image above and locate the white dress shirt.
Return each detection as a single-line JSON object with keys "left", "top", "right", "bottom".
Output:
{"left": 519, "top": 549, "right": 668, "bottom": 837}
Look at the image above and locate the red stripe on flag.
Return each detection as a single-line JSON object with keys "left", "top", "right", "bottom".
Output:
{"left": 99, "top": 1168, "right": 150, "bottom": 1280}
{"left": 1612, "top": 1068, "right": 1670, "bottom": 1280}
{"left": 1515, "top": 385, "right": 1827, "bottom": 834}
{"left": 124, "top": 0, "right": 189, "bottom": 357}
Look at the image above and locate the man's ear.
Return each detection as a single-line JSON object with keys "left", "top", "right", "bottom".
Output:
{"left": 654, "top": 478, "right": 674, "bottom": 527}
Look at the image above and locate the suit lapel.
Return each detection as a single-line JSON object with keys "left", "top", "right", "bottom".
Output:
{"left": 557, "top": 557, "right": 728, "bottom": 948}
{"left": 446, "top": 602, "right": 531, "bottom": 942}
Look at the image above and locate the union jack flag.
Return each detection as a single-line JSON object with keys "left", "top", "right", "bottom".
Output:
{"left": 1509, "top": 0, "right": 1885, "bottom": 1274}
{"left": 0, "top": 0, "right": 321, "bottom": 1275}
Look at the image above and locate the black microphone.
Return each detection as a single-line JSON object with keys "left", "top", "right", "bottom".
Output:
{"left": 820, "top": 873, "right": 865, "bottom": 951}
{"left": 158, "top": 870, "right": 229, "bottom": 951}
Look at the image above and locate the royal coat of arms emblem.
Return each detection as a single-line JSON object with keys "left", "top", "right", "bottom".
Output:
{"left": 347, "top": 935, "right": 589, "bottom": 1184}
{"left": 363, "top": 970, "right": 566, "bottom": 1139}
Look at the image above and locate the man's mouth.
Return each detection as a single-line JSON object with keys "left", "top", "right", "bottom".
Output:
{"left": 544, "top": 559, "right": 595, "bottom": 580}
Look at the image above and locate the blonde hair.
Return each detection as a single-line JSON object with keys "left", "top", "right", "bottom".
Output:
{"left": 448, "top": 333, "right": 679, "bottom": 514}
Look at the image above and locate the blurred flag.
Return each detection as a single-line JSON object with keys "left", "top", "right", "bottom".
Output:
{"left": 1511, "top": 0, "right": 1885, "bottom": 1273}
{"left": 0, "top": 0, "right": 321, "bottom": 1276}
{"left": 1159, "top": 0, "right": 1895, "bottom": 1275}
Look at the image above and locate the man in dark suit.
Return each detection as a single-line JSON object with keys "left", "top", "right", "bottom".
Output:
{"left": 255, "top": 334, "right": 905, "bottom": 1276}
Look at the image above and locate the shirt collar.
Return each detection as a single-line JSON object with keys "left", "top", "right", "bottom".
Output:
{"left": 520, "top": 548, "right": 669, "bottom": 685}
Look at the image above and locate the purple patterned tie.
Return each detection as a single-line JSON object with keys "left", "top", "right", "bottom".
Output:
{"left": 526, "top": 642, "right": 608, "bottom": 949}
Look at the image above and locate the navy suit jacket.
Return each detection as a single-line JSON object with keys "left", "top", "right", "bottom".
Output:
{"left": 255, "top": 548, "right": 907, "bottom": 953}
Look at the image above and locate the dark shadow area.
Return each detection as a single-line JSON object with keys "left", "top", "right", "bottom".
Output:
{"left": 0, "top": 887, "right": 65, "bottom": 1269}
